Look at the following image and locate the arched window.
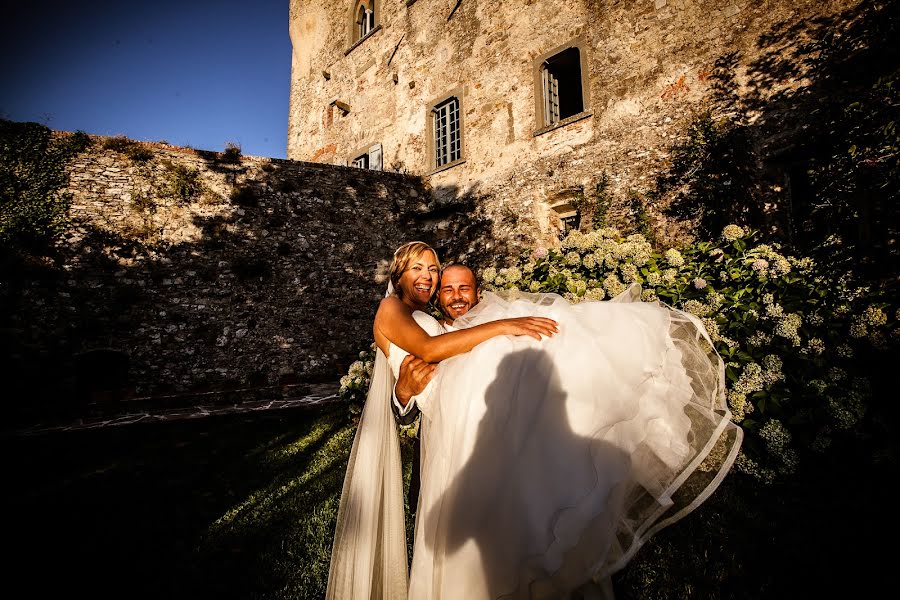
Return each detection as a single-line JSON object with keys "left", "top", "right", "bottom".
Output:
{"left": 353, "top": 1, "right": 376, "bottom": 42}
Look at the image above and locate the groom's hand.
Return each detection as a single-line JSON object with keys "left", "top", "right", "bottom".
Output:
{"left": 396, "top": 355, "right": 436, "bottom": 406}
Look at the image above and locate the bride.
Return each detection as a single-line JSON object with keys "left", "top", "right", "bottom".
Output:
{"left": 326, "top": 241, "right": 742, "bottom": 599}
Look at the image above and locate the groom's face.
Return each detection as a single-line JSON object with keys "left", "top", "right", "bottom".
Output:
{"left": 438, "top": 265, "right": 479, "bottom": 322}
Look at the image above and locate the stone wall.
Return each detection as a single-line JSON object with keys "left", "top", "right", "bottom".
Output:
{"left": 4, "top": 138, "right": 445, "bottom": 419}
{"left": 288, "top": 0, "right": 860, "bottom": 247}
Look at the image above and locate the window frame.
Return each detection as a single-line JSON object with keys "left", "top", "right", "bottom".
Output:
{"left": 346, "top": 0, "right": 381, "bottom": 54}
{"left": 348, "top": 142, "right": 383, "bottom": 171}
{"left": 532, "top": 38, "right": 593, "bottom": 136}
{"left": 426, "top": 87, "right": 466, "bottom": 174}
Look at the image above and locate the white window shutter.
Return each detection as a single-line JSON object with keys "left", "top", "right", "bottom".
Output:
{"left": 368, "top": 143, "right": 383, "bottom": 171}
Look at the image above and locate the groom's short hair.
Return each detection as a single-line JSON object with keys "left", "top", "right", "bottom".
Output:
{"left": 439, "top": 263, "right": 479, "bottom": 289}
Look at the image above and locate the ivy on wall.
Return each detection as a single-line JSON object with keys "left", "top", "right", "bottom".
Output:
{"left": 0, "top": 120, "right": 90, "bottom": 253}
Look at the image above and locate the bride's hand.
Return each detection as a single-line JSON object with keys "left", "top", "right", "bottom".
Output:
{"left": 499, "top": 316, "right": 559, "bottom": 340}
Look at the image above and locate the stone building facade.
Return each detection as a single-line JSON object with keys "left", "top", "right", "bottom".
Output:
{"left": 288, "top": 0, "right": 859, "bottom": 246}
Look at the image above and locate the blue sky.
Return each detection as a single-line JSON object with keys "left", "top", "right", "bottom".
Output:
{"left": 0, "top": 0, "right": 292, "bottom": 158}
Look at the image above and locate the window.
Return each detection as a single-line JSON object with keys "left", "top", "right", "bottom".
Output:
{"left": 426, "top": 88, "right": 465, "bottom": 173}
{"left": 559, "top": 212, "right": 580, "bottom": 238}
{"left": 533, "top": 40, "right": 591, "bottom": 133}
{"left": 550, "top": 197, "right": 580, "bottom": 239}
{"left": 357, "top": 3, "right": 374, "bottom": 39}
{"left": 542, "top": 48, "right": 583, "bottom": 125}
{"left": 349, "top": 1, "right": 379, "bottom": 46}
{"left": 433, "top": 97, "right": 461, "bottom": 168}
{"left": 350, "top": 143, "right": 383, "bottom": 171}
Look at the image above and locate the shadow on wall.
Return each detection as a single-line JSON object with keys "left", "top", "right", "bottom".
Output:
{"left": 424, "top": 183, "right": 539, "bottom": 274}
{"left": 658, "top": 0, "right": 898, "bottom": 276}
{"left": 0, "top": 147, "right": 447, "bottom": 425}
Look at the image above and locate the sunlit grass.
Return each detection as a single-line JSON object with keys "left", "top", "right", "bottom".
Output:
{"left": 4, "top": 405, "right": 417, "bottom": 599}
{"left": 5, "top": 402, "right": 889, "bottom": 598}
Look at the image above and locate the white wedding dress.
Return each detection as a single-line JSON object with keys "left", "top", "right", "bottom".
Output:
{"left": 327, "top": 286, "right": 742, "bottom": 600}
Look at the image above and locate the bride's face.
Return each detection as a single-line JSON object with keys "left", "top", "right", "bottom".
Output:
{"left": 398, "top": 250, "right": 439, "bottom": 309}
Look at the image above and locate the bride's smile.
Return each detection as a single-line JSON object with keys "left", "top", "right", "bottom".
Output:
{"left": 398, "top": 255, "right": 439, "bottom": 309}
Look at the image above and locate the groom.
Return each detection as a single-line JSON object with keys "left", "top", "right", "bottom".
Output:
{"left": 391, "top": 262, "right": 480, "bottom": 420}
{"left": 391, "top": 263, "right": 480, "bottom": 512}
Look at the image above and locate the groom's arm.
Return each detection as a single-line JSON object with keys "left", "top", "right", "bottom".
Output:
{"left": 391, "top": 355, "right": 435, "bottom": 425}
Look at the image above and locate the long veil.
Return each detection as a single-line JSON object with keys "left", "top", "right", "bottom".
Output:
{"left": 325, "top": 284, "right": 408, "bottom": 600}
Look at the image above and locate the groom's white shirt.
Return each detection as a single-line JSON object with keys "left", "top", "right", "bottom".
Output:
{"left": 391, "top": 319, "right": 458, "bottom": 416}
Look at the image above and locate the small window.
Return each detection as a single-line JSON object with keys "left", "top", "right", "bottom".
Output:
{"left": 350, "top": 143, "right": 383, "bottom": 171}
{"left": 351, "top": 1, "right": 378, "bottom": 44}
{"left": 559, "top": 212, "right": 580, "bottom": 238}
{"left": 357, "top": 4, "right": 374, "bottom": 39}
{"left": 533, "top": 40, "right": 591, "bottom": 134}
{"left": 551, "top": 199, "right": 580, "bottom": 239}
{"left": 433, "top": 97, "right": 461, "bottom": 168}
{"left": 541, "top": 48, "right": 583, "bottom": 126}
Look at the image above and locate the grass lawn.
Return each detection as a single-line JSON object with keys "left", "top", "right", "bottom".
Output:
{"left": 2, "top": 403, "right": 893, "bottom": 599}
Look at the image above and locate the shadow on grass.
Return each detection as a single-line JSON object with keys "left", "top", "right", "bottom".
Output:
{"left": 2, "top": 405, "right": 357, "bottom": 599}
{"left": 2, "top": 399, "right": 895, "bottom": 599}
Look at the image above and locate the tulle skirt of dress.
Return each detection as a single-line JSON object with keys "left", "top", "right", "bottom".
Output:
{"left": 409, "top": 288, "right": 742, "bottom": 599}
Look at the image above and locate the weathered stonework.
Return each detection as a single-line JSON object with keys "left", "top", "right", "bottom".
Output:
{"left": 288, "top": 0, "right": 860, "bottom": 246}
{"left": 5, "top": 138, "right": 446, "bottom": 419}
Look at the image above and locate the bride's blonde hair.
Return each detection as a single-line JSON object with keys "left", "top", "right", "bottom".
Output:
{"left": 389, "top": 241, "right": 440, "bottom": 298}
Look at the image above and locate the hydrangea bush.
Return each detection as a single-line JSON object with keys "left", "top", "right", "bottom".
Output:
{"left": 480, "top": 225, "right": 897, "bottom": 482}
{"left": 337, "top": 226, "right": 896, "bottom": 480}
{"left": 339, "top": 343, "right": 420, "bottom": 438}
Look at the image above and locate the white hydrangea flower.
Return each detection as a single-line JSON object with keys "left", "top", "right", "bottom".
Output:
{"left": 693, "top": 277, "right": 707, "bottom": 289}
{"left": 620, "top": 263, "right": 640, "bottom": 283}
{"left": 862, "top": 306, "right": 888, "bottom": 326}
{"left": 848, "top": 321, "right": 868, "bottom": 338}
{"left": 582, "top": 254, "right": 596, "bottom": 269}
{"left": 728, "top": 391, "right": 748, "bottom": 421}
{"left": 683, "top": 300, "right": 712, "bottom": 317}
{"left": 481, "top": 267, "right": 497, "bottom": 283}
{"left": 664, "top": 248, "right": 685, "bottom": 267}
{"left": 529, "top": 280, "right": 542, "bottom": 292}
{"left": 722, "top": 224, "right": 745, "bottom": 241}
{"left": 735, "top": 452, "right": 775, "bottom": 484}
{"left": 562, "top": 230, "right": 584, "bottom": 250}
{"left": 765, "top": 302, "right": 784, "bottom": 318}
{"left": 774, "top": 313, "right": 802, "bottom": 346}
{"left": 598, "top": 227, "right": 621, "bottom": 239}
{"left": 733, "top": 362, "right": 764, "bottom": 395}
{"left": 505, "top": 266, "right": 522, "bottom": 283}
{"left": 748, "top": 331, "right": 772, "bottom": 346}
{"left": 646, "top": 271, "right": 661, "bottom": 286}
{"left": 762, "top": 355, "right": 784, "bottom": 384}
{"left": 803, "top": 338, "right": 825, "bottom": 355}
{"left": 584, "top": 287, "right": 606, "bottom": 301}
{"left": 565, "top": 251, "right": 581, "bottom": 266}
{"left": 662, "top": 268, "right": 677, "bottom": 285}
{"left": 641, "top": 289, "right": 657, "bottom": 302}
{"left": 602, "top": 274, "right": 626, "bottom": 297}
{"left": 701, "top": 317, "right": 721, "bottom": 341}
{"left": 751, "top": 258, "right": 769, "bottom": 272}
{"left": 759, "top": 419, "right": 791, "bottom": 454}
